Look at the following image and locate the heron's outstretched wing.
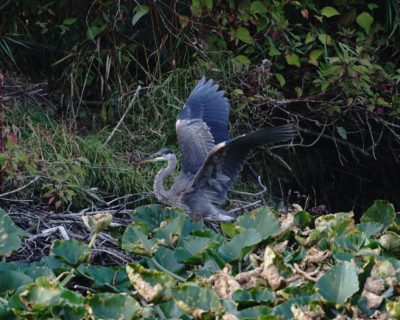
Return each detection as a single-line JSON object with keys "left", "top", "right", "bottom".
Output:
{"left": 181, "top": 124, "right": 297, "bottom": 205}
{"left": 176, "top": 119, "right": 215, "bottom": 174}
{"left": 179, "top": 77, "right": 230, "bottom": 144}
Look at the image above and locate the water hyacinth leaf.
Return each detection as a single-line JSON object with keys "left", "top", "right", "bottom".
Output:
{"left": 316, "top": 261, "right": 359, "bottom": 304}
{"left": 131, "top": 204, "right": 177, "bottom": 230}
{"left": 0, "top": 209, "right": 25, "bottom": 256}
{"left": 172, "top": 282, "right": 222, "bottom": 316}
{"left": 358, "top": 222, "right": 383, "bottom": 237}
{"left": 86, "top": 292, "right": 140, "bottom": 319}
{"left": 379, "top": 232, "right": 400, "bottom": 257}
{"left": 356, "top": 12, "right": 374, "bottom": 33}
{"left": 361, "top": 200, "right": 395, "bottom": 230}
{"left": 236, "top": 207, "right": 281, "bottom": 240}
{"left": 320, "top": 6, "right": 340, "bottom": 18}
{"left": 196, "top": 249, "right": 225, "bottom": 276}
{"left": 250, "top": 1, "right": 267, "bottom": 14}
{"left": 132, "top": 5, "right": 149, "bottom": 26}
{"left": 232, "top": 288, "right": 275, "bottom": 307}
{"left": 334, "top": 232, "right": 366, "bottom": 252}
{"left": 154, "top": 211, "right": 186, "bottom": 247}
{"left": 294, "top": 211, "right": 313, "bottom": 228}
{"left": 0, "top": 270, "right": 32, "bottom": 294}
{"left": 18, "top": 277, "right": 61, "bottom": 310}
{"left": 149, "top": 247, "right": 185, "bottom": 274}
{"left": 218, "top": 228, "right": 262, "bottom": 261}
{"left": 126, "top": 262, "right": 175, "bottom": 302}
{"left": 234, "top": 305, "right": 272, "bottom": 319}
{"left": 51, "top": 289, "right": 86, "bottom": 319}
{"left": 175, "top": 236, "right": 218, "bottom": 264}
{"left": 121, "top": 222, "right": 158, "bottom": 257}
{"left": 51, "top": 240, "right": 91, "bottom": 267}
{"left": 76, "top": 265, "right": 130, "bottom": 291}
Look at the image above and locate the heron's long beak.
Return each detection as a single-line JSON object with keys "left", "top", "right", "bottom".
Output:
{"left": 136, "top": 156, "right": 167, "bottom": 164}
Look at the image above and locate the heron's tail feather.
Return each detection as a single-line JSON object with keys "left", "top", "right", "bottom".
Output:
{"left": 246, "top": 123, "right": 298, "bottom": 145}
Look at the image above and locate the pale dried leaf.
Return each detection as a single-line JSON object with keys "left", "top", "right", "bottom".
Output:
{"left": 261, "top": 246, "right": 286, "bottom": 290}
{"left": 304, "top": 246, "right": 330, "bottom": 264}
{"left": 208, "top": 265, "right": 241, "bottom": 299}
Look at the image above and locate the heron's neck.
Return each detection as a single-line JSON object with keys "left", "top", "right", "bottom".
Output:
{"left": 153, "top": 154, "right": 177, "bottom": 204}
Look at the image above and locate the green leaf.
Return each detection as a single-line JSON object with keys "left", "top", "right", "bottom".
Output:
{"left": 234, "top": 305, "right": 272, "bottom": 318}
{"left": 172, "top": 282, "right": 222, "bottom": 315}
{"left": 234, "top": 55, "right": 251, "bottom": 65}
{"left": 204, "top": 0, "right": 213, "bottom": 10}
{"left": 132, "top": 5, "right": 149, "bottom": 26}
{"left": 175, "top": 236, "right": 218, "bottom": 264}
{"left": 0, "top": 209, "right": 25, "bottom": 256}
{"left": 318, "top": 33, "right": 333, "bottom": 45}
{"left": 150, "top": 247, "right": 185, "bottom": 274}
{"left": 77, "top": 265, "right": 130, "bottom": 291}
{"left": 361, "top": 200, "right": 395, "bottom": 230}
{"left": 337, "top": 126, "right": 347, "bottom": 140}
{"left": 380, "top": 232, "right": 400, "bottom": 256}
{"left": 294, "top": 211, "right": 313, "bottom": 228}
{"left": 121, "top": 222, "right": 158, "bottom": 257}
{"left": 0, "top": 270, "right": 32, "bottom": 294}
{"left": 86, "top": 25, "right": 106, "bottom": 40}
{"left": 356, "top": 12, "right": 374, "bottom": 33}
{"left": 131, "top": 204, "right": 177, "bottom": 230}
{"left": 320, "top": 6, "right": 340, "bottom": 18}
{"left": 316, "top": 261, "right": 359, "bottom": 304}
{"left": 236, "top": 207, "right": 281, "bottom": 240}
{"left": 218, "top": 229, "right": 262, "bottom": 261}
{"left": 234, "top": 27, "right": 254, "bottom": 44}
{"left": 305, "top": 32, "right": 315, "bottom": 44}
{"left": 269, "top": 43, "right": 280, "bottom": 57}
{"left": 285, "top": 53, "right": 300, "bottom": 67}
{"left": 18, "top": 277, "right": 61, "bottom": 310}
{"left": 126, "top": 263, "right": 175, "bottom": 302}
{"left": 86, "top": 293, "right": 141, "bottom": 319}
{"left": 232, "top": 288, "right": 275, "bottom": 307}
{"left": 192, "top": 0, "right": 202, "bottom": 15}
{"left": 309, "top": 49, "right": 324, "bottom": 66}
{"left": 275, "top": 73, "right": 285, "bottom": 87}
{"left": 154, "top": 212, "right": 186, "bottom": 247}
{"left": 62, "top": 18, "right": 77, "bottom": 25}
{"left": 51, "top": 239, "right": 91, "bottom": 267}
{"left": 250, "top": 1, "right": 267, "bottom": 14}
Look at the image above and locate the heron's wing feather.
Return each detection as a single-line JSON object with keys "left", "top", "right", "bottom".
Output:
{"left": 179, "top": 77, "right": 230, "bottom": 144}
{"left": 182, "top": 124, "right": 297, "bottom": 205}
{"left": 176, "top": 119, "right": 215, "bottom": 173}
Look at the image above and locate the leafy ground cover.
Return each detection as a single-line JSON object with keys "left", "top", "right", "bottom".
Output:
{"left": 1, "top": 200, "right": 399, "bottom": 319}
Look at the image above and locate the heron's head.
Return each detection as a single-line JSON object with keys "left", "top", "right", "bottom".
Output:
{"left": 137, "top": 148, "right": 175, "bottom": 163}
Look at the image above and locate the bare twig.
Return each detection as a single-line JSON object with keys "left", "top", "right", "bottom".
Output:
{"left": 103, "top": 85, "right": 142, "bottom": 146}
{"left": 0, "top": 176, "right": 40, "bottom": 198}
{"left": 230, "top": 176, "right": 268, "bottom": 196}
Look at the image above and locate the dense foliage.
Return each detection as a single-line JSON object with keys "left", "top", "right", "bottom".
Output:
{"left": 1, "top": 200, "right": 400, "bottom": 319}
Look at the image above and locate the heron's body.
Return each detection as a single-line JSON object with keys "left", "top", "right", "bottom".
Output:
{"left": 142, "top": 78, "right": 297, "bottom": 221}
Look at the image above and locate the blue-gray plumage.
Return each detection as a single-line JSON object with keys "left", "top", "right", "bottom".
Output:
{"left": 139, "top": 78, "right": 297, "bottom": 221}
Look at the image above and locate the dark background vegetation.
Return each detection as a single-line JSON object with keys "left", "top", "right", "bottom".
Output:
{"left": 0, "top": 0, "right": 399, "bottom": 215}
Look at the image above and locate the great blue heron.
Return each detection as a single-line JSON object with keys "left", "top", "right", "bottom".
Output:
{"left": 140, "top": 77, "right": 297, "bottom": 222}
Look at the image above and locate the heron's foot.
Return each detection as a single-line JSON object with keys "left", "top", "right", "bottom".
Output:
{"left": 204, "top": 211, "right": 236, "bottom": 222}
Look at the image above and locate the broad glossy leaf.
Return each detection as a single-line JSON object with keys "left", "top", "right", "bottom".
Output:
{"left": 320, "top": 6, "right": 340, "bottom": 18}
{"left": 380, "top": 232, "right": 400, "bottom": 256}
{"left": 334, "top": 232, "right": 366, "bottom": 252}
{"left": 18, "top": 277, "right": 61, "bottom": 310}
{"left": 149, "top": 247, "right": 185, "bottom": 274}
{"left": 316, "top": 261, "right": 359, "bottom": 304}
{"left": 126, "top": 262, "right": 175, "bottom": 302}
{"left": 0, "top": 270, "right": 32, "bottom": 294}
{"left": 232, "top": 288, "right": 275, "bottom": 307}
{"left": 294, "top": 211, "right": 313, "bottom": 228}
{"left": 154, "top": 211, "right": 186, "bottom": 247}
{"left": 234, "top": 55, "right": 251, "bottom": 65}
{"left": 0, "top": 209, "right": 25, "bottom": 256}
{"left": 356, "top": 12, "right": 374, "bottom": 33}
{"left": 121, "top": 222, "right": 158, "bottom": 257}
{"left": 361, "top": 200, "right": 395, "bottom": 230}
{"left": 236, "top": 207, "right": 281, "bottom": 240}
{"left": 275, "top": 73, "right": 285, "bottom": 87}
{"left": 172, "top": 282, "right": 222, "bottom": 316}
{"left": 234, "top": 305, "right": 272, "bottom": 319}
{"left": 131, "top": 204, "right": 177, "bottom": 230}
{"left": 196, "top": 249, "right": 226, "bottom": 277}
{"left": 218, "top": 228, "right": 262, "bottom": 261}
{"left": 175, "top": 236, "right": 219, "bottom": 264}
{"left": 86, "top": 292, "right": 140, "bottom": 319}
{"left": 77, "top": 265, "right": 130, "bottom": 291}
{"left": 51, "top": 239, "right": 91, "bottom": 267}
